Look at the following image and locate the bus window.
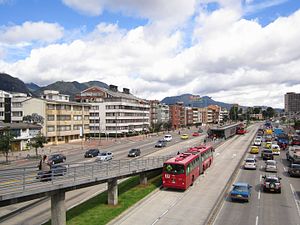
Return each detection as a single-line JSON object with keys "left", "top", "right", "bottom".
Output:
{"left": 163, "top": 163, "right": 185, "bottom": 175}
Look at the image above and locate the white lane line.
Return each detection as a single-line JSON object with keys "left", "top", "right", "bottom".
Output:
{"left": 259, "top": 174, "right": 262, "bottom": 182}
{"left": 258, "top": 190, "right": 261, "bottom": 200}
{"left": 290, "top": 184, "right": 300, "bottom": 217}
{"left": 283, "top": 167, "right": 287, "bottom": 172}
{"left": 255, "top": 216, "right": 259, "bottom": 225}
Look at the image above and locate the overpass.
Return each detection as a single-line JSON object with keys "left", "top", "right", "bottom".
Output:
{"left": 0, "top": 155, "right": 173, "bottom": 225}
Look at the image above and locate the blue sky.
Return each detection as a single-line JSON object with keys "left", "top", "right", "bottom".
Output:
{"left": 0, "top": 0, "right": 300, "bottom": 108}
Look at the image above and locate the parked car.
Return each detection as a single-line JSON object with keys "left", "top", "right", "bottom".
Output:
{"left": 250, "top": 146, "right": 259, "bottom": 154}
{"left": 48, "top": 154, "right": 66, "bottom": 165}
{"left": 265, "top": 160, "right": 277, "bottom": 172}
{"left": 230, "top": 182, "right": 252, "bottom": 202}
{"left": 163, "top": 134, "right": 172, "bottom": 142}
{"left": 288, "top": 164, "right": 300, "bottom": 177}
{"left": 262, "top": 175, "right": 281, "bottom": 193}
{"left": 128, "top": 148, "right": 141, "bottom": 157}
{"left": 155, "top": 140, "right": 166, "bottom": 148}
{"left": 261, "top": 149, "right": 274, "bottom": 160}
{"left": 192, "top": 132, "right": 200, "bottom": 137}
{"left": 198, "top": 128, "right": 204, "bottom": 133}
{"left": 244, "top": 158, "right": 257, "bottom": 170}
{"left": 96, "top": 151, "right": 113, "bottom": 161}
{"left": 181, "top": 134, "right": 189, "bottom": 140}
{"left": 37, "top": 164, "right": 67, "bottom": 181}
{"left": 84, "top": 149, "right": 100, "bottom": 158}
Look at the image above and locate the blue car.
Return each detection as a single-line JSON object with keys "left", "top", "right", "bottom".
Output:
{"left": 230, "top": 182, "right": 252, "bottom": 202}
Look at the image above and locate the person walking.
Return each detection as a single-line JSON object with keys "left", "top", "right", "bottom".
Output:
{"left": 39, "top": 155, "right": 51, "bottom": 181}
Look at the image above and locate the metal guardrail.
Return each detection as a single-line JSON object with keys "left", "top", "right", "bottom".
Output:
{"left": 0, "top": 155, "right": 173, "bottom": 198}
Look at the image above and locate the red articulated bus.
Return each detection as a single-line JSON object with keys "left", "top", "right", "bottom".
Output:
{"left": 162, "top": 153, "right": 200, "bottom": 190}
{"left": 162, "top": 145, "right": 214, "bottom": 190}
{"left": 186, "top": 145, "right": 214, "bottom": 173}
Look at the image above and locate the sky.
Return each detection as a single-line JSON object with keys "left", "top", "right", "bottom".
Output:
{"left": 0, "top": 0, "right": 300, "bottom": 108}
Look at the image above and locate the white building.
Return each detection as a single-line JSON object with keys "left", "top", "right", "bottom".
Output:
{"left": 75, "top": 85, "right": 150, "bottom": 136}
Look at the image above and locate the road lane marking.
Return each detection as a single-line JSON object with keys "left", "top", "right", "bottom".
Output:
{"left": 290, "top": 184, "right": 300, "bottom": 217}
{"left": 258, "top": 190, "right": 261, "bottom": 200}
{"left": 259, "top": 174, "right": 262, "bottom": 182}
{"left": 255, "top": 216, "right": 259, "bottom": 225}
{"left": 283, "top": 167, "right": 287, "bottom": 172}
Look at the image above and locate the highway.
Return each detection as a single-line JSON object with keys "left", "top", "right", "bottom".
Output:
{"left": 0, "top": 128, "right": 206, "bottom": 225}
{"left": 214, "top": 146, "right": 300, "bottom": 225}
{"left": 109, "top": 124, "right": 259, "bottom": 225}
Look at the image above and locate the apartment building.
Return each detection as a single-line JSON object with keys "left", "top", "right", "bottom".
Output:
{"left": 157, "top": 103, "right": 170, "bottom": 124}
{"left": 219, "top": 108, "right": 229, "bottom": 123}
{"left": 207, "top": 105, "right": 220, "bottom": 124}
{"left": 0, "top": 91, "right": 29, "bottom": 123}
{"left": 192, "top": 107, "right": 203, "bottom": 125}
{"left": 149, "top": 100, "right": 159, "bottom": 126}
{"left": 285, "top": 92, "right": 300, "bottom": 114}
{"left": 22, "top": 91, "right": 90, "bottom": 144}
{"left": 169, "top": 102, "right": 185, "bottom": 129}
{"left": 185, "top": 107, "right": 193, "bottom": 126}
{"left": 75, "top": 85, "right": 150, "bottom": 135}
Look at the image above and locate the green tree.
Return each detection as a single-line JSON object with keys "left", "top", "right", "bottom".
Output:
{"left": 0, "top": 128, "right": 14, "bottom": 163}
{"left": 229, "top": 106, "right": 238, "bottom": 121}
{"left": 253, "top": 107, "right": 261, "bottom": 114}
{"left": 29, "top": 133, "right": 48, "bottom": 156}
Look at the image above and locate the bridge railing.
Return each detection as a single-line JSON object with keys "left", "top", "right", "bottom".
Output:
{"left": 0, "top": 155, "right": 173, "bottom": 196}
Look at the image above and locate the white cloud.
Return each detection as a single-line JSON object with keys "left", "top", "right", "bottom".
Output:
{"left": 0, "top": 21, "right": 64, "bottom": 44}
{"left": 1, "top": 2, "right": 300, "bottom": 108}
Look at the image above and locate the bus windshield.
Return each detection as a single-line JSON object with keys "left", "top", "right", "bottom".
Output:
{"left": 163, "top": 163, "right": 185, "bottom": 175}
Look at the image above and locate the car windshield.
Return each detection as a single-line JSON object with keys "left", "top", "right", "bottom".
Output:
{"left": 265, "top": 178, "right": 278, "bottom": 182}
{"left": 264, "top": 150, "right": 273, "bottom": 154}
{"left": 129, "top": 149, "right": 137, "bottom": 153}
{"left": 233, "top": 185, "right": 248, "bottom": 192}
{"left": 292, "top": 164, "right": 300, "bottom": 169}
{"left": 163, "top": 163, "right": 185, "bottom": 175}
{"left": 246, "top": 159, "right": 255, "bottom": 163}
{"left": 267, "top": 161, "right": 276, "bottom": 165}
{"left": 100, "top": 152, "right": 107, "bottom": 156}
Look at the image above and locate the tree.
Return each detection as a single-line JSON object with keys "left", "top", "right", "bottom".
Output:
{"left": 229, "top": 106, "right": 238, "bottom": 121}
{"left": 0, "top": 128, "right": 14, "bottom": 163}
{"left": 23, "top": 113, "right": 44, "bottom": 125}
{"left": 29, "top": 133, "right": 48, "bottom": 156}
{"left": 253, "top": 107, "right": 261, "bottom": 114}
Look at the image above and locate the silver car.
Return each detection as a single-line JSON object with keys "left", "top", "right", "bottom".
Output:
{"left": 265, "top": 160, "right": 277, "bottom": 172}
{"left": 244, "top": 158, "right": 257, "bottom": 170}
{"left": 96, "top": 151, "right": 113, "bottom": 161}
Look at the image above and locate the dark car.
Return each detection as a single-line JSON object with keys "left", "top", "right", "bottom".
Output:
{"left": 128, "top": 148, "right": 141, "bottom": 157}
{"left": 48, "top": 154, "right": 66, "bottom": 165}
{"left": 288, "top": 164, "right": 300, "bottom": 177}
{"left": 261, "top": 149, "right": 274, "bottom": 160}
{"left": 155, "top": 140, "right": 166, "bottom": 148}
{"left": 229, "top": 182, "right": 252, "bottom": 202}
{"left": 262, "top": 175, "right": 281, "bottom": 193}
{"left": 84, "top": 149, "right": 100, "bottom": 158}
{"left": 37, "top": 164, "right": 67, "bottom": 181}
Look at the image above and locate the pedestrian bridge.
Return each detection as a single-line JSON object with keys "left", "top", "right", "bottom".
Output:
{"left": 0, "top": 155, "right": 172, "bottom": 225}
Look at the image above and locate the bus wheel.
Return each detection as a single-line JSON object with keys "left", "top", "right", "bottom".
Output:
{"left": 191, "top": 175, "right": 195, "bottom": 186}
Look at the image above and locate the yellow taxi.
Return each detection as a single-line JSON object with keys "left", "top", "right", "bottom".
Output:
{"left": 265, "top": 142, "right": 272, "bottom": 149}
{"left": 250, "top": 146, "right": 259, "bottom": 154}
{"left": 181, "top": 134, "right": 189, "bottom": 140}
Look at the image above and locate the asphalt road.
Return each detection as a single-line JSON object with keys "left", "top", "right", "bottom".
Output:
{"left": 0, "top": 128, "right": 206, "bottom": 225}
{"left": 213, "top": 143, "right": 300, "bottom": 225}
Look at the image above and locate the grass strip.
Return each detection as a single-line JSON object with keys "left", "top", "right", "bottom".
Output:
{"left": 44, "top": 172, "right": 162, "bottom": 225}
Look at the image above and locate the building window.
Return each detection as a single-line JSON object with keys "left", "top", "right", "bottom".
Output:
{"left": 73, "top": 125, "right": 81, "bottom": 130}
{"left": 57, "top": 115, "right": 71, "bottom": 121}
{"left": 57, "top": 125, "right": 71, "bottom": 131}
{"left": 73, "top": 115, "right": 82, "bottom": 120}
{"left": 47, "top": 115, "right": 55, "bottom": 121}
{"left": 84, "top": 115, "right": 89, "bottom": 120}
{"left": 12, "top": 111, "right": 23, "bottom": 117}
{"left": 73, "top": 106, "right": 82, "bottom": 111}
{"left": 47, "top": 126, "right": 55, "bottom": 132}
{"left": 56, "top": 104, "right": 71, "bottom": 110}
{"left": 47, "top": 104, "right": 55, "bottom": 110}
{"left": 84, "top": 124, "right": 89, "bottom": 129}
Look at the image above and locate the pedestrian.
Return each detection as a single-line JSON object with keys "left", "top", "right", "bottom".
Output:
{"left": 177, "top": 151, "right": 180, "bottom": 155}
{"left": 40, "top": 155, "right": 51, "bottom": 181}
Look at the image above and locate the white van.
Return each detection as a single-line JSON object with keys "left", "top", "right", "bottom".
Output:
{"left": 164, "top": 134, "right": 172, "bottom": 142}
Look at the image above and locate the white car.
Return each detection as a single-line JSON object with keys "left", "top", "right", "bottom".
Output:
{"left": 244, "top": 158, "right": 257, "bottom": 170}
{"left": 271, "top": 144, "right": 280, "bottom": 155}
{"left": 96, "top": 151, "right": 113, "bottom": 161}
{"left": 163, "top": 134, "right": 172, "bottom": 142}
{"left": 265, "top": 160, "right": 277, "bottom": 172}
{"left": 254, "top": 139, "right": 262, "bottom": 146}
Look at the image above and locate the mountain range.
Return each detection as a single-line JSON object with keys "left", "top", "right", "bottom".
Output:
{"left": 1, "top": 73, "right": 274, "bottom": 110}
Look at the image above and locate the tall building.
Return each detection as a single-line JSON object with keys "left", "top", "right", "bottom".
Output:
{"left": 285, "top": 92, "right": 300, "bottom": 114}
{"left": 192, "top": 107, "right": 202, "bottom": 125}
{"left": 75, "top": 85, "right": 150, "bottom": 135}
{"left": 22, "top": 90, "right": 90, "bottom": 144}
{"left": 149, "top": 100, "right": 159, "bottom": 126}
{"left": 157, "top": 103, "right": 170, "bottom": 124}
{"left": 185, "top": 107, "right": 193, "bottom": 126}
{"left": 0, "top": 91, "right": 29, "bottom": 123}
{"left": 169, "top": 102, "right": 185, "bottom": 129}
